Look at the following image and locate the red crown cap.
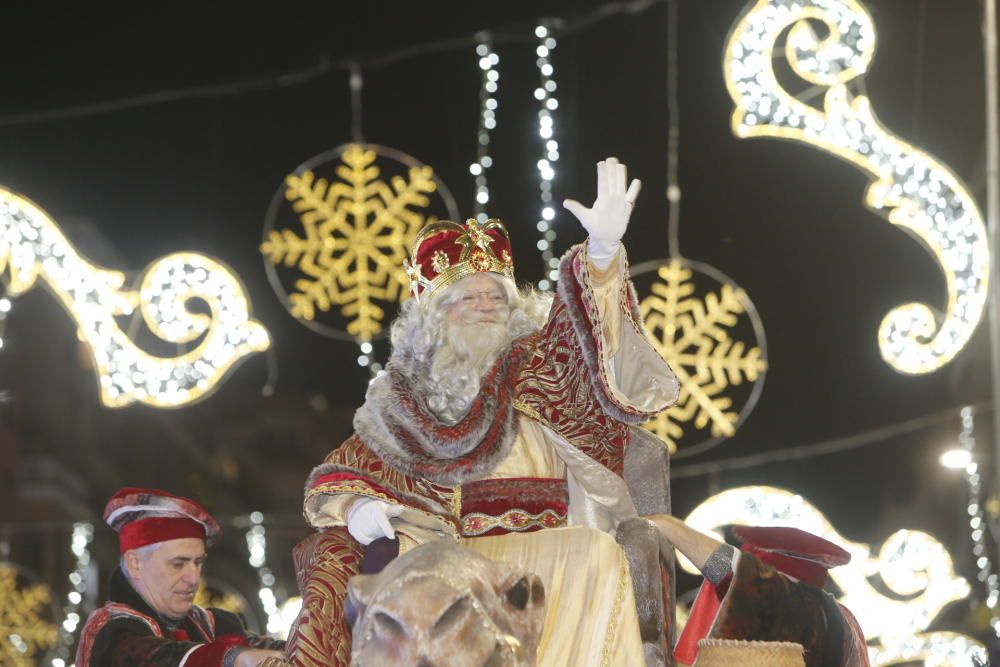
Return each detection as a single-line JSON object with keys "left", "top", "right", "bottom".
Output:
{"left": 404, "top": 218, "right": 515, "bottom": 302}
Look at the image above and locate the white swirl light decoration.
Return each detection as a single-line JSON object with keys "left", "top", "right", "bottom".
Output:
{"left": 724, "top": 0, "right": 989, "bottom": 374}
{"left": 683, "top": 486, "right": 985, "bottom": 665}
{"left": 0, "top": 188, "right": 270, "bottom": 408}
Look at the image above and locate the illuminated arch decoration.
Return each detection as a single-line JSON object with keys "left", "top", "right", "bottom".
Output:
{"left": 0, "top": 562, "right": 58, "bottom": 666}
{"left": 724, "top": 0, "right": 989, "bottom": 374}
{"left": 683, "top": 486, "right": 987, "bottom": 665}
{"left": 633, "top": 258, "right": 767, "bottom": 454}
{"left": 0, "top": 189, "right": 270, "bottom": 408}
{"left": 261, "top": 143, "right": 460, "bottom": 343}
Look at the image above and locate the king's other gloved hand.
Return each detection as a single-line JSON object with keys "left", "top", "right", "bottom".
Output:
{"left": 347, "top": 498, "right": 405, "bottom": 545}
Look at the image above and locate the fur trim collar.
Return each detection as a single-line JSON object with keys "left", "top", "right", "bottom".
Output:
{"left": 354, "top": 336, "right": 536, "bottom": 485}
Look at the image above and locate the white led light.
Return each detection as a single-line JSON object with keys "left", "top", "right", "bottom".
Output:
{"left": 724, "top": 0, "right": 988, "bottom": 374}
{"left": 472, "top": 37, "right": 500, "bottom": 220}
{"left": 684, "top": 485, "right": 982, "bottom": 661}
{"left": 939, "top": 448, "right": 972, "bottom": 469}
{"left": 245, "top": 512, "right": 283, "bottom": 636}
{"left": 0, "top": 189, "right": 270, "bottom": 408}
{"left": 953, "top": 406, "right": 1000, "bottom": 637}
{"left": 534, "top": 25, "right": 560, "bottom": 290}
{"left": 49, "top": 523, "right": 93, "bottom": 665}
{"left": 277, "top": 596, "right": 303, "bottom": 641}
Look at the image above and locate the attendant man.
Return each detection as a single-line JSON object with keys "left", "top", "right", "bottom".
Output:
{"left": 76, "top": 488, "right": 287, "bottom": 667}
{"left": 649, "top": 515, "right": 870, "bottom": 667}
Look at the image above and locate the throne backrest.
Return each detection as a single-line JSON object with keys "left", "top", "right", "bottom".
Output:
{"left": 624, "top": 426, "right": 671, "bottom": 516}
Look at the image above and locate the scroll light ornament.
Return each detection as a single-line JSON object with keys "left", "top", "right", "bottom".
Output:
{"left": 683, "top": 486, "right": 987, "bottom": 666}
{"left": 261, "top": 144, "right": 460, "bottom": 345}
{"left": 0, "top": 189, "right": 270, "bottom": 408}
{"left": 724, "top": 0, "right": 989, "bottom": 375}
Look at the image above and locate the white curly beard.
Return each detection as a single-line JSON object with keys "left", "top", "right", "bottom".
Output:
{"left": 421, "top": 319, "right": 512, "bottom": 424}
{"left": 387, "top": 276, "right": 551, "bottom": 425}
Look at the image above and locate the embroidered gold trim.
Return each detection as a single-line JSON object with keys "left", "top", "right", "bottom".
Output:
{"left": 308, "top": 482, "right": 394, "bottom": 505}
{"left": 451, "top": 485, "right": 462, "bottom": 519}
{"left": 600, "top": 545, "right": 631, "bottom": 667}
{"left": 461, "top": 508, "right": 565, "bottom": 537}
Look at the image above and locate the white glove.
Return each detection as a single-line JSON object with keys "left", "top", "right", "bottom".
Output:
{"left": 563, "top": 157, "right": 642, "bottom": 264}
{"left": 346, "top": 497, "right": 404, "bottom": 545}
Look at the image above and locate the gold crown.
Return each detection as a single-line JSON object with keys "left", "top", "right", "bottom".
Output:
{"left": 404, "top": 218, "right": 515, "bottom": 303}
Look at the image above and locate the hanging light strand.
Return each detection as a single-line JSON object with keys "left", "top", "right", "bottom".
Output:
{"left": 534, "top": 24, "right": 560, "bottom": 291}
{"left": 49, "top": 522, "right": 93, "bottom": 667}
{"left": 245, "top": 512, "right": 283, "bottom": 635}
{"left": 957, "top": 406, "right": 1000, "bottom": 636}
{"left": 0, "top": 292, "right": 10, "bottom": 352}
{"left": 472, "top": 35, "right": 499, "bottom": 222}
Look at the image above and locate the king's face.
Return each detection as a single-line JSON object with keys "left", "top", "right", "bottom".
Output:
{"left": 444, "top": 273, "right": 510, "bottom": 326}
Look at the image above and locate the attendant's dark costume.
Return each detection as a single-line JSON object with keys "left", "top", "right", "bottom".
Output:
{"left": 75, "top": 569, "right": 285, "bottom": 667}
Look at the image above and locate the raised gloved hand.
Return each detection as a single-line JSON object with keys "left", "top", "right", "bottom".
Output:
{"left": 347, "top": 497, "right": 404, "bottom": 545}
{"left": 563, "top": 157, "right": 642, "bottom": 263}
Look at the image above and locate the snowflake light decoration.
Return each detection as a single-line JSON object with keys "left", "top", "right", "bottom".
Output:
{"left": 636, "top": 259, "right": 767, "bottom": 453}
{"left": 262, "top": 143, "right": 460, "bottom": 342}
{"left": 0, "top": 563, "right": 58, "bottom": 666}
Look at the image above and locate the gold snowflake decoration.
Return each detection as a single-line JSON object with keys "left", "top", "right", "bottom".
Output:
{"left": 0, "top": 563, "right": 58, "bottom": 666}
{"left": 640, "top": 260, "right": 767, "bottom": 451}
{"left": 261, "top": 144, "right": 438, "bottom": 341}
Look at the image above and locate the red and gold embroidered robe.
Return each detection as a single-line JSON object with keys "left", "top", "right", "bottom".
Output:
{"left": 287, "top": 244, "right": 678, "bottom": 666}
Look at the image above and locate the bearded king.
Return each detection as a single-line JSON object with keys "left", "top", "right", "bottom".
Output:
{"left": 286, "top": 157, "right": 680, "bottom": 666}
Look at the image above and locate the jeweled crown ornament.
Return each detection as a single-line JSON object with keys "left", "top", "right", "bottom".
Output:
{"left": 405, "top": 218, "right": 515, "bottom": 302}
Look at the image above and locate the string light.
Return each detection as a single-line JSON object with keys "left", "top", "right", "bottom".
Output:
{"left": 277, "top": 596, "right": 303, "bottom": 640}
{"left": 245, "top": 512, "right": 283, "bottom": 635}
{"left": 954, "top": 406, "right": 1000, "bottom": 636}
{"left": 471, "top": 35, "right": 499, "bottom": 223}
{"left": 724, "top": 0, "right": 989, "bottom": 375}
{"left": 1, "top": 188, "right": 271, "bottom": 408}
{"left": 683, "top": 486, "right": 984, "bottom": 663}
{"left": 533, "top": 24, "right": 560, "bottom": 291}
{"left": 0, "top": 294, "right": 10, "bottom": 352}
{"left": 49, "top": 522, "right": 93, "bottom": 667}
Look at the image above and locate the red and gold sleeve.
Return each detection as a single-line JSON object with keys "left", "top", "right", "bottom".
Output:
{"left": 303, "top": 435, "right": 456, "bottom": 532}
{"left": 515, "top": 244, "right": 678, "bottom": 474}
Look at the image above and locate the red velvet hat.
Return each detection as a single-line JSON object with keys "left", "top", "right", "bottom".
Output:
{"left": 732, "top": 525, "right": 851, "bottom": 587}
{"left": 104, "top": 487, "right": 222, "bottom": 554}
{"left": 403, "top": 218, "right": 515, "bottom": 302}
